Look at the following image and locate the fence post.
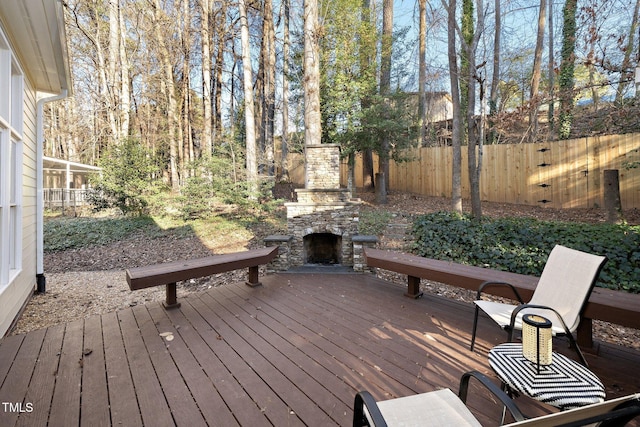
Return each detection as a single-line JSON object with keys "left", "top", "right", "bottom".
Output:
{"left": 603, "top": 169, "right": 623, "bottom": 223}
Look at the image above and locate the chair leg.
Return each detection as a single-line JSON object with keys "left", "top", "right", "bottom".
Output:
{"left": 470, "top": 305, "right": 480, "bottom": 351}
{"left": 506, "top": 326, "right": 514, "bottom": 343}
{"left": 567, "top": 333, "right": 589, "bottom": 367}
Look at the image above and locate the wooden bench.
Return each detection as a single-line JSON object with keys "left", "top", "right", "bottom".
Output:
{"left": 364, "top": 247, "right": 640, "bottom": 349}
{"left": 126, "top": 246, "right": 278, "bottom": 309}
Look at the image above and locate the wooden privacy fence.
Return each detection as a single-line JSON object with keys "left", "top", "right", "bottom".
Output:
{"left": 286, "top": 133, "right": 640, "bottom": 210}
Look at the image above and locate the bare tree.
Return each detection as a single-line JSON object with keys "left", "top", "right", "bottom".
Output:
{"left": 558, "top": 0, "right": 578, "bottom": 139}
{"left": 201, "top": 0, "right": 213, "bottom": 156}
{"left": 443, "top": 0, "right": 462, "bottom": 213}
{"left": 303, "top": 0, "right": 322, "bottom": 152}
{"left": 108, "top": 0, "right": 121, "bottom": 142}
{"left": 461, "top": 0, "right": 484, "bottom": 219}
{"left": 548, "top": 0, "right": 555, "bottom": 136}
{"left": 261, "top": 0, "right": 276, "bottom": 176}
{"left": 239, "top": 0, "right": 258, "bottom": 193}
{"left": 279, "top": 0, "right": 291, "bottom": 180}
{"left": 418, "top": 0, "right": 428, "bottom": 147}
{"left": 488, "top": 0, "right": 500, "bottom": 144}
{"left": 213, "top": 2, "right": 227, "bottom": 146}
{"left": 360, "top": 0, "right": 375, "bottom": 191}
{"left": 151, "top": 0, "right": 181, "bottom": 190}
{"left": 377, "top": 0, "right": 393, "bottom": 204}
{"left": 615, "top": 0, "right": 640, "bottom": 103}
{"left": 528, "top": 0, "right": 546, "bottom": 142}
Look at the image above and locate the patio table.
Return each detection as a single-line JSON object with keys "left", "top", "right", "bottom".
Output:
{"left": 488, "top": 343, "right": 605, "bottom": 410}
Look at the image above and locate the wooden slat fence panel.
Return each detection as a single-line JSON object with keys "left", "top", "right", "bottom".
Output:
{"left": 291, "top": 133, "right": 640, "bottom": 209}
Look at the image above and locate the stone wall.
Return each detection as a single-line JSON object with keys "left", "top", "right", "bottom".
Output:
{"left": 264, "top": 235, "right": 293, "bottom": 272}
{"left": 305, "top": 144, "right": 340, "bottom": 190}
{"left": 285, "top": 201, "right": 360, "bottom": 267}
{"left": 352, "top": 235, "right": 378, "bottom": 272}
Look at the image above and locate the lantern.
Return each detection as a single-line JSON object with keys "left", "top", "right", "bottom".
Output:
{"left": 522, "top": 314, "right": 553, "bottom": 373}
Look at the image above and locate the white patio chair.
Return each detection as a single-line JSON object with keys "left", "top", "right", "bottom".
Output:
{"left": 469, "top": 244, "right": 607, "bottom": 366}
{"left": 353, "top": 371, "right": 525, "bottom": 427}
{"left": 353, "top": 377, "right": 640, "bottom": 427}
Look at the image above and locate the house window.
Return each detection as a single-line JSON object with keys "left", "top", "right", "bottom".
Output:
{"left": 0, "top": 31, "right": 23, "bottom": 287}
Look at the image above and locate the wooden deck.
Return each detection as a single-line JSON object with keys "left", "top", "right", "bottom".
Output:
{"left": 1, "top": 272, "right": 639, "bottom": 426}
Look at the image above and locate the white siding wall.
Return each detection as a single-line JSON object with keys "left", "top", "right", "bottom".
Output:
{"left": 0, "top": 55, "right": 38, "bottom": 337}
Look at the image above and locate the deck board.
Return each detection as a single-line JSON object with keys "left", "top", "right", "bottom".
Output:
{"left": 48, "top": 320, "right": 83, "bottom": 427}
{"left": 0, "top": 328, "right": 47, "bottom": 427}
{"left": 132, "top": 304, "right": 208, "bottom": 427}
{"left": 146, "top": 302, "right": 235, "bottom": 426}
{"left": 1, "top": 272, "right": 639, "bottom": 426}
{"left": 17, "top": 324, "right": 64, "bottom": 427}
{"left": 118, "top": 307, "right": 175, "bottom": 427}
{"left": 167, "top": 298, "right": 270, "bottom": 426}
{"left": 101, "top": 310, "right": 142, "bottom": 427}
{"left": 80, "top": 315, "right": 110, "bottom": 427}
{"left": 0, "top": 334, "right": 24, "bottom": 390}
{"left": 210, "top": 286, "right": 352, "bottom": 423}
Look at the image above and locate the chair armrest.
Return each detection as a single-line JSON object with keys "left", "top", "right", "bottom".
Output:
{"left": 509, "top": 304, "right": 573, "bottom": 337}
{"left": 459, "top": 371, "right": 526, "bottom": 422}
{"left": 477, "top": 281, "right": 525, "bottom": 303}
{"left": 353, "top": 391, "right": 388, "bottom": 427}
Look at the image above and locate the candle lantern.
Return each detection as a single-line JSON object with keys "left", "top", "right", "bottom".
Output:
{"left": 522, "top": 314, "right": 553, "bottom": 373}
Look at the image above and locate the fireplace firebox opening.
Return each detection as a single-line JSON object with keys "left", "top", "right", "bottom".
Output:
{"left": 303, "top": 233, "right": 342, "bottom": 265}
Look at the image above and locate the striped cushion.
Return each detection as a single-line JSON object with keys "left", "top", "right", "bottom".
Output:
{"left": 489, "top": 343, "right": 605, "bottom": 410}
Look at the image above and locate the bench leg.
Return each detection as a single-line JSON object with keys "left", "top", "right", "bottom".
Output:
{"left": 246, "top": 265, "right": 262, "bottom": 287}
{"left": 405, "top": 275, "right": 423, "bottom": 299}
{"left": 163, "top": 282, "right": 181, "bottom": 309}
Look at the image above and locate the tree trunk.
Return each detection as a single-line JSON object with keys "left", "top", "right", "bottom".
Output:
{"left": 118, "top": 4, "right": 130, "bottom": 140}
{"left": 445, "top": 0, "right": 462, "bottom": 213}
{"left": 303, "top": 0, "right": 322, "bottom": 155}
{"left": 488, "top": 0, "right": 500, "bottom": 144}
{"left": 213, "top": 2, "right": 226, "bottom": 146}
{"left": 463, "top": 0, "right": 483, "bottom": 220}
{"left": 548, "top": 0, "right": 555, "bottom": 137}
{"left": 360, "top": 0, "right": 374, "bottom": 191}
{"left": 418, "top": 0, "right": 427, "bottom": 147}
{"left": 262, "top": 0, "right": 276, "bottom": 176}
{"left": 108, "top": 0, "right": 121, "bottom": 143}
{"left": 201, "top": 0, "right": 213, "bottom": 156}
{"left": 179, "top": 0, "right": 192, "bottom": 173}
{"left": 528, "top": 0, "right": 546, "bottom": 143}
{"left": 558, "top": 0, "right": 577, "bottom": 140}
{"left": 375, "top": 173, "right": 387, "bottom": 205}
{"left": 615, "top": 0, "right": 640, "bottom": 104}
{"left": 152, "top": 0, "right": 180, "bottom": 191}
{"left": 347, "top": 153, "right": 356, "bottom": 195}
{"left": 604, "top": 169, "right": 623, "bottom": 223}
{"left": 459, "top": 0, "right": 473, "bottom": 145}
{"left": 378, "top": 0, "right": 393, "bottom": 202}
{"left": 239, "top": 0, "right": 258, "bottom": 194}
{"left": 280, "top": 0, "right": 290, "bottom": 181}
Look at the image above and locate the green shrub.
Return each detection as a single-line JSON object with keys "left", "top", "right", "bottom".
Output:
{"left": 178, "top": 154, "right": 281, "bottom": 220}
{"left": 411, "top": 212, "right": 640, "bottom": 292}
{"left": 87, "top": 140, "right": 161, "bottom": 216}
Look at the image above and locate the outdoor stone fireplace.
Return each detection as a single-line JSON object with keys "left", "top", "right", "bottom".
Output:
{"left": 304, "top": 232, "right": 341, "bottom": 264}
{"left": 266, "top": 144, "right": 367, "bottom": 269}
